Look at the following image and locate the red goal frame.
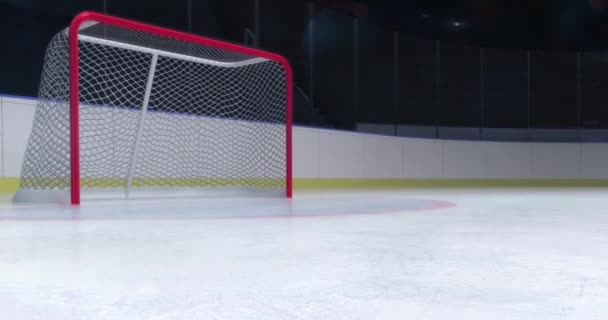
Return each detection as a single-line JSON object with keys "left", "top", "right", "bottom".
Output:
{"left": 68, "top": 11, "right": 293, "bottom": 204}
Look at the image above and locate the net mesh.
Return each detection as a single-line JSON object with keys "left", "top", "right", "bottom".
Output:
{"left": 19, "top": 22, "right": 288, "bottom": 197}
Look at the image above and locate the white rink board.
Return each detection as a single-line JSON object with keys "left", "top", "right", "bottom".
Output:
{"left": 79, "top": 106, "right": 284, "bottom": 180}
{"left": 4, "top": 94, "right": 608, "bottom": 180}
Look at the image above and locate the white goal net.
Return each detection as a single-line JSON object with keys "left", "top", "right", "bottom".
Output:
{"left": 14, "top": 12, "right": 292, "bottom": 204}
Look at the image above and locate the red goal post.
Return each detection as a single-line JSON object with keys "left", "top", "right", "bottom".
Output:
{"left": 68, "top": 12, "right": 293, "bottom": 204}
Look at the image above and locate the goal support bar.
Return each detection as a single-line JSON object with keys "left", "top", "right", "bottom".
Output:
{"left": 125, "top": 53, "right": 158, "bottom": 199}
{"left": 68, "top": 11, "right": 293, "bottom": 204}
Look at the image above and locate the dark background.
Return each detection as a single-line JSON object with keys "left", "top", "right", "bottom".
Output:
{"left": 2, "top": 0, "right": 608, "bottom": 137}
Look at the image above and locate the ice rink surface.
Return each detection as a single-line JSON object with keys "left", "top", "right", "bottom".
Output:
{"left": 1, "top": 188, "right": 607, "bottom": 319}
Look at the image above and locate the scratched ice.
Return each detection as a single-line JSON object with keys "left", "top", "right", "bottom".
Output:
{"left": 0, "top": 189, "right": 607, "bottom": 319}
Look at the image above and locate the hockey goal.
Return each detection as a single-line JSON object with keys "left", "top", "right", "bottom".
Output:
{"left": 14, "top": 12, "right": 292, "bottom": 205}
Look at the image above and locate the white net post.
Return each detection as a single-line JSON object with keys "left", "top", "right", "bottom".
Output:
{"left": 125, "top": 53, "right": 158, "bottom": 199}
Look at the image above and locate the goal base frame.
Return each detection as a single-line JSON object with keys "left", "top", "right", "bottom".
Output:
{"left": 14, "top": 187, "right": 285, "bottom": 205}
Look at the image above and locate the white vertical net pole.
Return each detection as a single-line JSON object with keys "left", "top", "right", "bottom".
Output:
{"left": 125, "top": 53, "right": 159, "bottom": 198}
